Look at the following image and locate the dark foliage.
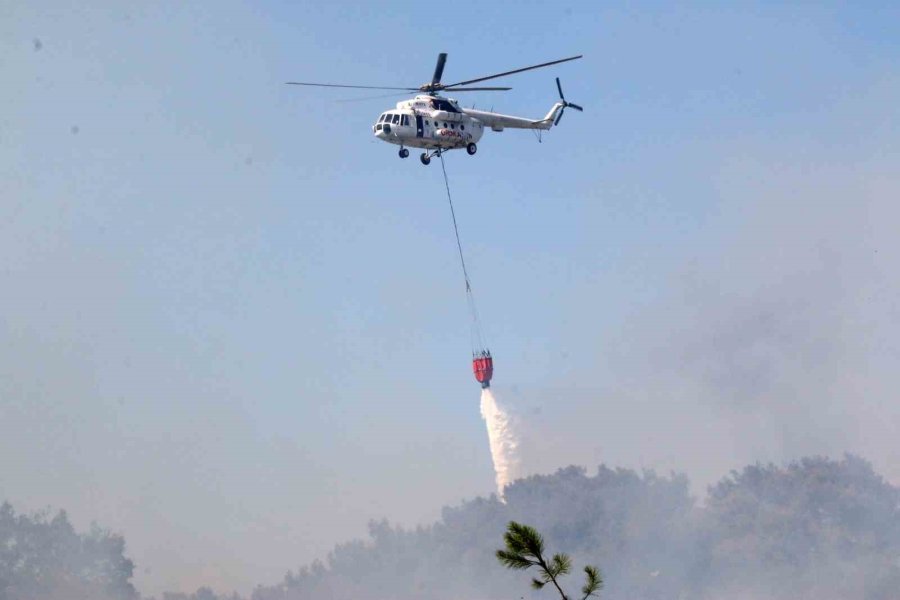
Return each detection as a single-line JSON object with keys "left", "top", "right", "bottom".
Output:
{"left": 0, "top": 502, "right": 137, "bottom": 600}
{"left": 155, "top": 588, "right": 244, "bottom": 600}
{"left": 249, "top": 464, "right": 697, "bottom": 600}
{"left": 6, "top": 454, "right": 899, "bottom": 600}
{"left": 699, "top": 455, "right": 900, "bottom": 598}
{"left": 250, "top": 455, "right": 900, "bottom": 600}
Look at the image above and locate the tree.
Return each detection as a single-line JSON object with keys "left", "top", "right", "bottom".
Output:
{"left": 496, "top": 521, "right": 602, "bottom": 600}
{"left": 0, "top": 502, "right": 137, "bottom": 600}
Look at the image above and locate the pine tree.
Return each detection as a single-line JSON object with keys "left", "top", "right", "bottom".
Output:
{"left": 496, "top": 521, "right": 602, "bottom": 600}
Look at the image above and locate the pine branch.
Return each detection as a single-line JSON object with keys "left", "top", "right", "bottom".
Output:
{"left": 497, "top": 549, "right": 536, "bottom": 570}
{"left": 550, "top": 553, "right": 572, "bottom": 578}
{"left": 496, "top": 521, "right": 601, "bottom": 600}
{"left": 580, "top": 565, "right": 603, "bottom": 599}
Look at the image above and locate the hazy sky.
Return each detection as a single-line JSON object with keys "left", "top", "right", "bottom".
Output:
{"left": 3, "top": 1, "right": 900, "bottom": 596}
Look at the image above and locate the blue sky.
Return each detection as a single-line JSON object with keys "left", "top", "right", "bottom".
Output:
{"left": 3, "top": 1, "right": 900, "bottom": 596}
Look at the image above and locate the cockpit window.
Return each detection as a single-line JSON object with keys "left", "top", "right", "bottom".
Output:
{"left": 392, "top": 114, "right": 400, "bottom": 124}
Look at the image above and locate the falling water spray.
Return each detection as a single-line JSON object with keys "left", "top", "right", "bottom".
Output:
{"left": 480, "top": 388, "right": 520, "bottom": 499}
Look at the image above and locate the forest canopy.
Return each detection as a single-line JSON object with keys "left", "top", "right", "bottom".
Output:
{"left": 4, "top": 454, "right": 899, "bottom": 600}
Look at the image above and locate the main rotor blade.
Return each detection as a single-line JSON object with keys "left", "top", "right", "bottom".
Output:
{"left": 336, "top": 91, "right": 414, "bottom": 103}
{"left": 285, "top": 82, "right": 416, "bottom": 91}
{"left": 441, "top": 86, "right": 512, "bottom": 91}
{"left": 432, "top": 53, "right": 447, "bottom": 85}
{"left": 442, "top": 54, "right": 582, "bottom": 88}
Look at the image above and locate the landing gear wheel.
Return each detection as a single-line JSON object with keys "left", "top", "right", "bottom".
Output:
{"left": 399, "top": 148, "right": 409, "bottom": 159}
{"left": 420, "top": 153, "right": 431, "bottom": 166}
{"left": 466, "top": 143, "right": 477, "bottom": 155}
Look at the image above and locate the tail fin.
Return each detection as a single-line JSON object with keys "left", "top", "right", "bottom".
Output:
{"left": 540, "top": 102, "right": 565, "bottom": 128}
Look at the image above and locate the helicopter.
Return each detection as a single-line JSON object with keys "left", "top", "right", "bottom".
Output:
{"left": 287, "top": 53, "right": 583, "bottom": 165}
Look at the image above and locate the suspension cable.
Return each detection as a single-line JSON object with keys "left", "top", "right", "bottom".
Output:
{"left": 439, "top": 152, "right": 486, "bottom": 352}
{"left": 440, "top": 152, "right": 471, "bottom": 291}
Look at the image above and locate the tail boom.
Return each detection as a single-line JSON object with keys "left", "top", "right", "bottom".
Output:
{"left": 462, "top": 104, "right": 561, "bottom": 131}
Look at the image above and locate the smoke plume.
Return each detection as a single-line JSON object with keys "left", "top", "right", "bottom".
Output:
{"left": 479, "top": 389, "right": 520, "bottom": 497}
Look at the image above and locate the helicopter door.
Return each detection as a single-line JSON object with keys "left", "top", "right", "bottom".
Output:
{"left": 415, "top": 115, "right": 424, "bottom": 138}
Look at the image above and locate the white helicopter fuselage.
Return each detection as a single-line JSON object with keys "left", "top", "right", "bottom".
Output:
{"left": 373, "top": 94, "right": 563, "bottom": 151}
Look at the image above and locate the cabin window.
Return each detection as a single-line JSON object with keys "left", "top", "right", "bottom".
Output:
{"left": 443, "top": 122, "right": 448, "bottom": 128}
{"left": 402, "top": 115, "right": 409, "bottom": 126}
{"left": 431, "top": 98, "right": 459, "bottom": 113}
{"left": 450, "top": 123, "right": 455, "bottom": 129}
{"left": 392, "top": 114, "right": 400, "bottom": 124}
{"left": 460, "top": 124, "right": 465, "bottom": 130}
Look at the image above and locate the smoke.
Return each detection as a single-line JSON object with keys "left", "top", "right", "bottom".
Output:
{"left": 479, "top": 389, "right": 520, "bottom": 498}
{"left": 244, "top": 455, "right": 900, "bottom": 600}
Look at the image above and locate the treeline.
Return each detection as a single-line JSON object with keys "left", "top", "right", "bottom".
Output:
{"left": 4, "top": 455, "right": 900, "bottom": 600}
{"left": 252, "top": 454, "right": 900, "bottom": 600}
{"left": 0, "top": 502, "right": 137, "bottom": 600}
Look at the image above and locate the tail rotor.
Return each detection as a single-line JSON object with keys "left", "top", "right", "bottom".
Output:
{"left": 554, "top": 77, "right": 583, "bottom": 126}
